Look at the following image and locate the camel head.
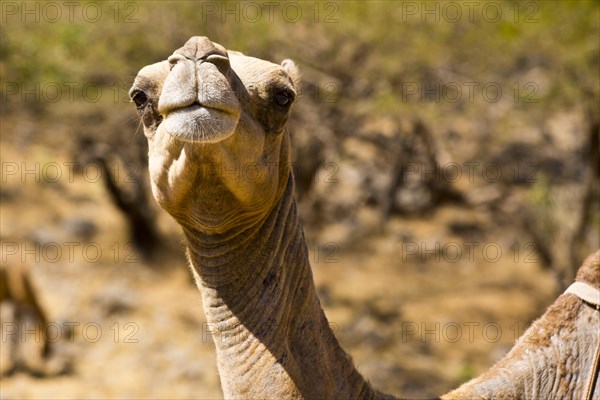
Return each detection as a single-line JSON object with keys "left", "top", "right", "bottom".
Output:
{"left": 129, "top": 36, "right": 301, "bottom": 232}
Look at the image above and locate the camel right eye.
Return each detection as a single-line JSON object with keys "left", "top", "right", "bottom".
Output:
{"left": 273, "top": 89, "right": 294, "bottom": 108}
{"left": 131, "top": 90, "right": 149, "bottom": 109}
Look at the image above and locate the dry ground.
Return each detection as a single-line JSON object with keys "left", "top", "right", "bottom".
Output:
{"left": 1, "top": 132, "right": 557, "bottom": 399}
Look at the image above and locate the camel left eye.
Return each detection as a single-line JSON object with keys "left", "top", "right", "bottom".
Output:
{"left": 131, "top": 90, "right": 149, "bottom": 109}
{"left": 274, "top": 90, "right": 293, "bottom": 107}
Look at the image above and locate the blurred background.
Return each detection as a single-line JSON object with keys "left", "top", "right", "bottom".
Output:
{"left": 1, "top": 1, "right": 598, "bottom": 398}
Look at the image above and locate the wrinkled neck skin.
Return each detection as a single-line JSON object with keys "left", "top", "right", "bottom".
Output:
{"left": 443, "top": 293, "right": 600, "bottom": 400}
{"left": 148, "top": 130, "right": 386, "bottom": 399}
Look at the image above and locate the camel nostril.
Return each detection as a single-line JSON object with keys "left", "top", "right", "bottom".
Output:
{"left": 167, "top": 54, "right": 187, "bottom": 70}
{"left": 206, "top": 54, "right": 230, "bottom": 74}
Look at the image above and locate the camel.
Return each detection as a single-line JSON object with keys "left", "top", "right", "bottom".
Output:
{"left": 129, "top": 36, "right": 600, "bottom": 399}
{"left": 0, "top": 263, "right": 67, "bottom": 376}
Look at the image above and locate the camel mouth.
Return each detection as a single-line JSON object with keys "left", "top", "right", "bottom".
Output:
{"left": 160, "top": 103, "right": 240, "bottom": 143}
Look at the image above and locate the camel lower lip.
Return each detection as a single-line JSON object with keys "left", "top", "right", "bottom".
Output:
{"left": 160, "top": 104, "right": 238, "bottom": 143}
{"left": 174, "top": 103, "right": 226, "bottom": 115}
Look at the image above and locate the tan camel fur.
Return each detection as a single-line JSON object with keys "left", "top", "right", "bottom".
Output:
{"left": 130, "top": 36, "right": 599, "bottom": 399}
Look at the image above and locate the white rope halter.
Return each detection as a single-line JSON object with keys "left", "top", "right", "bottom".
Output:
{"left": 563, "top": 281, "right": 600, "bottom": 400}
{"left": 564, "top": 281, "right": 600, "bottom": 309}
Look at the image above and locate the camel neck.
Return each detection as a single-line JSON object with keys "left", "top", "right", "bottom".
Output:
{"left": 182, "top": 173, "right": 382, "bottom": 399}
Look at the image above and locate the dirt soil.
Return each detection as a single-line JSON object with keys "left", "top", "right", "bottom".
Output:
{"left": 1, "top": 133, "right": 557, "bottom": 399}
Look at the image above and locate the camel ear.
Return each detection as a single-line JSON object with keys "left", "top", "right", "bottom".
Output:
{"left": 281, "top": 59, "right": 302, "bottom": 93}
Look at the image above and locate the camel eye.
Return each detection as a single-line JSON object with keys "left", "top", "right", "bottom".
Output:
{"left": 273, "top": 89, "right": 294, "bottom": 107}
{"left": 131, "top": 90, "right": 149, "bottom": 109}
